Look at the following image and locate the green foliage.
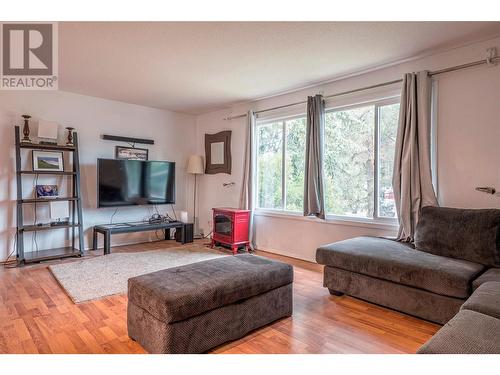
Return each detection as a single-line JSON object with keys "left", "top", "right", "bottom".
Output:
{"left": 256, "top": 118, "right": 306, "bottom": 211}
{"left": 324, "top": 106, "right": 374, "bottom": 217}
{"left": 257, "top": 122, "right": 282, "bottom": 209}
{"left": 378, "top": 104, "right": 399, "bottom": 217}
{"left": 285, "top": 118, "right": 306, "bottom": 211}
{"left": 256, "top": 103, "right": 400, "bottom": 218}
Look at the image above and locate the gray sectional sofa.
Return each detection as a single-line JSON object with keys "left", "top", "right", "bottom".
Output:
{"left": 316, "top": 206, "right": 500, "bottom": 352}
{"left": 418, "top": 281, "right": 500, "bottom": 353}
{"left": 316, "top": 206, "right": 500, "bottom": 324}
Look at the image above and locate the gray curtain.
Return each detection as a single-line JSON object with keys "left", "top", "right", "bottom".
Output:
{"left": 304, "top": 95, "right": 326, "bottom": 219}
{"left": 393, "top": 71, "right": 438, "bottom": 242}
{"left": 239, "top": 110, "right": 256, "bottom": 248}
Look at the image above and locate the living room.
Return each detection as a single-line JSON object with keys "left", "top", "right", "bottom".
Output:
{"left": 1, "top": 1, "right": 500, "bottom": 373}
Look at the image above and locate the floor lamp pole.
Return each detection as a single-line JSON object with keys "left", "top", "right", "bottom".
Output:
{"left": 193, "top": 173, "right": 198, "bottom": 237}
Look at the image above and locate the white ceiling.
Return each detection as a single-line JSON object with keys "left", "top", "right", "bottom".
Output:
{"left": 59, "top": 22, "right": 500, "bottom": 115}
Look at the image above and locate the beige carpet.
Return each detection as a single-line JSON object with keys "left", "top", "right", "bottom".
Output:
{"left": 49, "top": 244, "right": 227, "bottom": 303}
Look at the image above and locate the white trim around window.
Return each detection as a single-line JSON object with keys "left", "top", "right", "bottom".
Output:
{"left": 324, "top": 95, "right": 400, "bottom": 224}
{"left": 255, "top": 113, "right": 307, "bottom": 212}
{"left": 254, "top": 208, "right": 398, "bottom": 231}
{"left": 253, "top": 93, "right": 401, "bottom": 228}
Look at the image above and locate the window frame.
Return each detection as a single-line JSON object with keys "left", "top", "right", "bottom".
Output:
{"left": 253, "top": 95, "right": 401, "bottom": 227}
{"left": 255, "top": 113, "right": 307, "bottom": 213}
{"left": 324, "top": 96, "right": 400, "bottom": 224}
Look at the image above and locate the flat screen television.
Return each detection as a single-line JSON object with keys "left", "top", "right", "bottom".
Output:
{"left": 97, "top": 158, "right": 175, "bottom": 207}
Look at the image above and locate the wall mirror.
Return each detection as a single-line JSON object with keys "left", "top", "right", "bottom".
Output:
{"left": 205, "top": 131, "right": 231, "bottom": 174}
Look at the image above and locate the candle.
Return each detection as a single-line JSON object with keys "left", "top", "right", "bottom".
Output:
{"left": 180, "top": 211, "right": 189, "bottom": 223}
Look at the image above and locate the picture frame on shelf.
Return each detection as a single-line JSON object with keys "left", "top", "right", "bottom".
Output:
{"left": 35, "top": 185, "right": 59, "bottom": 198}
{"left": 32, "top": 150, "right": 64, "bottom": 172}
{"left": 115, "top": 146, "right": 149, "bottom": 161}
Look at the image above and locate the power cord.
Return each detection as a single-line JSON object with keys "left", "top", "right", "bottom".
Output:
{"left": 33, "top": 175, "right": 39, "bottom": 253}
{"left": 150, "top": 205, "right": 174, "bottom": 223}
{"left": 110, "top": 207, "right": 119, "bottom": 224}
{"left": 148, "top": 213, "right": 171, "bottom": 223}
{"left": 157, "top": 205, "right": 174, "bottom": 221}
{"left": 33, "top": 204, "right": 39, "bottom": 252}
{"left": 170, "top": 204, "right": 177, "bottom": 221}
{"left": 3, "top": 232, "right": 18, "bottom": 268}
{"left": 154, "top": 230, "right": 162, "bottom": 241}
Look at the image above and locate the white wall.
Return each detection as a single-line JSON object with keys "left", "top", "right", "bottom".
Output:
{"left": 2, "top": 36, "right": 498, "bottom": 263}
{"left": 195, "top": 36, "right": 500, "bottom": 262}
{"left": 0, "top": 91, "right": 196, "bottom": 260}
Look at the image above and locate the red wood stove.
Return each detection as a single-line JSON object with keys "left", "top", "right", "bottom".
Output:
{"left": 211, "top": 207, "right": 250, "bottom": 254}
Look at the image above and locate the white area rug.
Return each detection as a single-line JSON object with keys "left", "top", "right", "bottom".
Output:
{"left": 49, "top": 244, "right": 226, "bottom": 303}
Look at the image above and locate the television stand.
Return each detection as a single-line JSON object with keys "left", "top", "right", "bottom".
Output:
{"left": 93, "top": 220, "right": 189, "bottom": 255}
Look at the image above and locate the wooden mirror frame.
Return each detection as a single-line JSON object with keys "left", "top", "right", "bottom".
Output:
{"left": 205, "top": 131, "right": 232, "bottom": 174}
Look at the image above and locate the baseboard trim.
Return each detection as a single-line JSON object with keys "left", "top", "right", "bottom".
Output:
{"left": 254, "top": 245, "right": 316, "bottom": 264}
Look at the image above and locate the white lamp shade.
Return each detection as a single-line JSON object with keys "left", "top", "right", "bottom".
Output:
{"left": 186, "top": 155, "right": 204, "bottom": 174}
{"left": 38, "top": 121, "right": 58, "bottom": 139}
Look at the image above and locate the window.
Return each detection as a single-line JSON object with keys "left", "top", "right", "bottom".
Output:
{"left": 256, "top": 116, "right": 306, "bottom": 212}
{"left": 254, "top": 97, "right": 400, "bottom": 222}
{"left": 256, "top": 121, "right": 283, "bottom": 210}
{"left": 324, "top": 99, "right": 400, "bottom": 219}
{"left": 377, "top": 103, "right": 399, "bottom": 218}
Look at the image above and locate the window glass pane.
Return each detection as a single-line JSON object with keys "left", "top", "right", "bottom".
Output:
{"left": 324, "top": 106, "right": 375, "bottom": 218}
{"left": 257, "top": 122, "right": 283, "bottom": 209}
{"left": 378, "top": 103, "right": 400, "bottom": 218}
{"left": 285, "top": 117, "right": 306, "bottom": 211}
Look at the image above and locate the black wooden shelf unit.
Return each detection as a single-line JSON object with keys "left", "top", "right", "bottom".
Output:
{"left": 19, "top": 143, "right": 76, "bottom": 151}
{"left": 15, "top": 126, "right": 84, "bottom": 264}
{"left": 20, "top": 197, "right": 79, "bottom": 204}
{"left": 21, "top": 224, "right": 80, "bottom": 232}
{"left": 18, "top": 171, "right": 76, "bottom": 175}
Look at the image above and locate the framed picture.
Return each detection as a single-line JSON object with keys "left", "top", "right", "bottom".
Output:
{"left": 35, "top": 185, "right": 59, "bottom": 198}
{"left": 32, "top": 151, "right": 64, "bottom": 172}
{"left": 115, "top": 146, "right": 149, "bottom": 161}
{"left": 205, "top": 131, "right": 231, "bottom": 174}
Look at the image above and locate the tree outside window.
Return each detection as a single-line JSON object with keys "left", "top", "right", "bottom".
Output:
{"left": 255, "top": 98, "right": 399, "bottom": 221}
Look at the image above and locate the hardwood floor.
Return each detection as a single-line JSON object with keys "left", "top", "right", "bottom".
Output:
{"left": 0, "top": 240, "right": 439, "bottom": 354}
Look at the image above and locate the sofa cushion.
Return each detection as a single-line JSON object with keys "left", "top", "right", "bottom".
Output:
{"left": 472, "top": 268, "right": 500, "bottom": 290}
{"left": 128, "top": 254, "right": 293, "bottom": 324}
{"left": 461, "top": 281, "right": 500, "bottom": 320}
{"left": 414, "top": 206, "right": 500, "bottom": 267}
{"left": 324, "top": 266, "right": 463, "bottom": 324}
{"left": 316, "top": 236, "right": 484, "bottom": 298}
{"left": 417, "top": 310, "right": 500, "bottom": 354}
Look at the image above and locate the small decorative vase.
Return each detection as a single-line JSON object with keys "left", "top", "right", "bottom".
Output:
{"left": 21, "top": 115, "right": 32, "bottom": 143}
{"left": 66, "top": 127, "right": 75, "bottom": 146}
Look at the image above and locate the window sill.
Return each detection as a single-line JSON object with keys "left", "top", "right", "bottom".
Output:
{"left": 253, "top": 209, "right": 398, "bottom": 231}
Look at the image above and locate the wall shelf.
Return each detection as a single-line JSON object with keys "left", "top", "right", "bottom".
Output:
{"left": 18, "top": 171, "right": 76, "bottom": 176}
{"left": 19, "top": 142, "right": 76, "bottom": 152}
{"left": 15, "top": 126, "right": 84, "bottom": 264}
{"left": 20, "top": 197, "right": 79, "bottom": 204}
{"left": 20, "top": 224, "right": 80, "bottom": 232}
{"left": 23, "top": 247, "right": 82, "bottom": 264}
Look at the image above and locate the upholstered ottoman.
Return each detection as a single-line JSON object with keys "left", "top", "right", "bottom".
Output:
{"left": 127, "top": 254, "right": 293, "bottom": 353}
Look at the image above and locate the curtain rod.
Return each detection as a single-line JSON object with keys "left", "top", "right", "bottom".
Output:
{"left": 223, "top": 54, "right": 499, "bottom": 121}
